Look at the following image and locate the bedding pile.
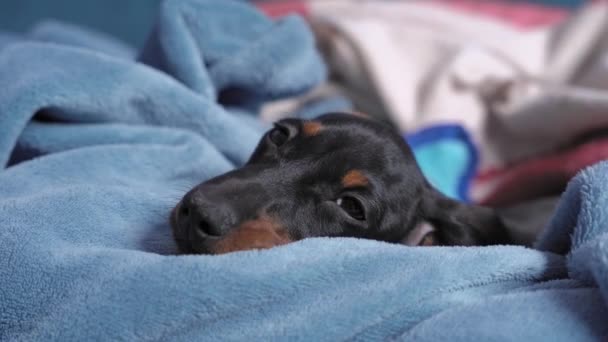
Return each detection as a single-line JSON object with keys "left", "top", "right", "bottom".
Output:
{"left": 1, "top": 0, "right": 608, "bottom": 340}
{"left": 260, "top": 0, "right": 608, "bottom": 206}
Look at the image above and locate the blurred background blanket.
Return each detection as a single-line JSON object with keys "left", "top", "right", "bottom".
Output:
{"left": 1, "top": 0, "right": 608, "bottom": 341}
{"left": 258, "top": 0, "right": 608, "bottom": 238}
{"left": 278, "top": 0, "right": 608, "bottom": 198}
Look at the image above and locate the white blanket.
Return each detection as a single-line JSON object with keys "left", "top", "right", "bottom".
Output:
{"left": 310, "top": 0, "right": 608, "bottom": 172}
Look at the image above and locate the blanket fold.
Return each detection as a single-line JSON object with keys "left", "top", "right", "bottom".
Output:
{"left": 138, "top": 0, "right": 325, "bottom": 107}
{"left": 1, "top": 1, "right": 608, "bottom": 341}
{"left": 0, "top": 41, "right": 260, "bottom": 167}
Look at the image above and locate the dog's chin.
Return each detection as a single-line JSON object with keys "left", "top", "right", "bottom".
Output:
{"left": 171, "top": 230, "right": 210, "bottom": 255}
{"left": 173, "top": 237, "right": 194, "bottom": 254}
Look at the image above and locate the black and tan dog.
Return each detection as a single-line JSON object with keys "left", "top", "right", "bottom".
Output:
{"left": 171, "top": 113, "right": 510, "bottom": 254}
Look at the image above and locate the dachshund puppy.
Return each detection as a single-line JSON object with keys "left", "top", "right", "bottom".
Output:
{"left": 171, "top": 113, "right": 510, "bottom": 254}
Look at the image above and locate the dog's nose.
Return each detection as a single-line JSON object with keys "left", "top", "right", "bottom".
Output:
{"left": 178, "top": 192, "right": 229, "bottom": 238}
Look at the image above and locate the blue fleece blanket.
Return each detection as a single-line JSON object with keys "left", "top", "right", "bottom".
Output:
{"left": 1, "top": 1, "right": 608, "bottom": 341}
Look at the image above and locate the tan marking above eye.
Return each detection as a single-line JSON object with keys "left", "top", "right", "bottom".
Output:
{"left": 302, "top": 121, "right": 323, "bottom": 136}
{"left": 342, "top": 170, "right": 369, "bottom": 188}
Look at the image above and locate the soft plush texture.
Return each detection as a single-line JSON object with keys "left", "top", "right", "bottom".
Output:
{"left": 1, "top": 1, "right": 608, "bottom": 341}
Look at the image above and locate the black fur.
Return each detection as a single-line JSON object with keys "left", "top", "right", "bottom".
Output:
{"left": 171, "top": 113, "right": 510, "bottom": 254}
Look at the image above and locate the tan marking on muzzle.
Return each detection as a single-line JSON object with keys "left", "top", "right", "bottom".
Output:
{"left": 342, "top": 170, "right": 369, "bottom": 188}
{"left": 211, "top": 215, "right": 291, "bottom": 254}
{"left": 302, "top": 121, "right": 323, "bottom": 136}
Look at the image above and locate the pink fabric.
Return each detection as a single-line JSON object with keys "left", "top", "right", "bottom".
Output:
{"left": 256, "top": 0, "right": 568, "bottom": 29}
{"left": 256, "top": 1, "right": 308, "bottom": 18}
{"left": 432, "top": 0, "right": 567, "bottom": 28}
{"left": 478, "top": 137, "right": 608, "bottom": 206}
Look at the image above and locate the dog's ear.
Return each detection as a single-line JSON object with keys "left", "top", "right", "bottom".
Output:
{"left": 404, "top": 189, "right": 510, "bottom": 246}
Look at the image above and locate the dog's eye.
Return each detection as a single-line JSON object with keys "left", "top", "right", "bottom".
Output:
{"left": 336, "top": 196, "right": 365, "bottom": 221}
{"left": 268, "top": 126, "right": 289, "bottom": 146}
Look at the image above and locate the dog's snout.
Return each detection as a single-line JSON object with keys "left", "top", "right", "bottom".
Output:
{"left": 178, "top": 192, "right": 230, "bottom": 238}
{"left": 195, "top": 216, "right": 221, "bottom": 237}
{"left": 170, "top": 166, "right": 279, "bottom": 254}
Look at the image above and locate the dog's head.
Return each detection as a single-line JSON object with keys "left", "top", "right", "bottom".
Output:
{"left": 171, "top": 113, "right": 509, "bottom": 254}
